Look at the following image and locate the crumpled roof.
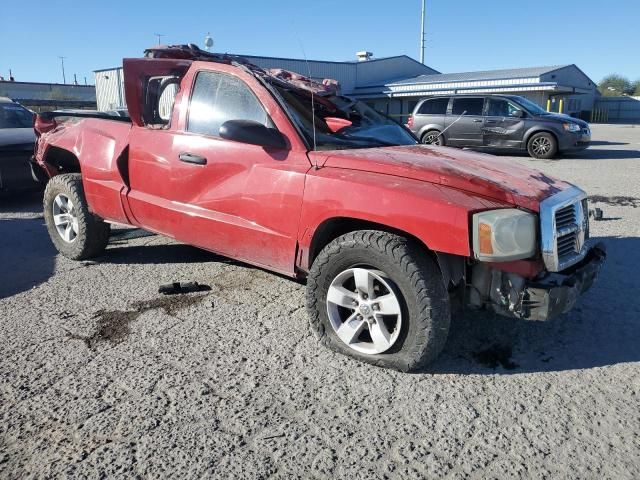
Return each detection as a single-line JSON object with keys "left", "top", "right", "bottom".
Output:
{"left": 266, "top": 69, "right": 340, "bottom": 95}
{"left": 143, "top": 44, "right": 340, "bottom": 96}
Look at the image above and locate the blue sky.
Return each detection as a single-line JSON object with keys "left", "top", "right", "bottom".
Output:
{"left": 1, "top": 0, "right": 638, "bottom": 85}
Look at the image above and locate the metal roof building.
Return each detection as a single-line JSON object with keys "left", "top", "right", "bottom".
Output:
{"left": 353, "top": 64, "right": 599, "bottom": 122}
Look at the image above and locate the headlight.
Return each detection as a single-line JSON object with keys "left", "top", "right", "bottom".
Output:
{"left": 563, "top": 122, "right": 581, "bottom": 132}
{"left": 472, "top": 209, "right": 537, "bottom": 261}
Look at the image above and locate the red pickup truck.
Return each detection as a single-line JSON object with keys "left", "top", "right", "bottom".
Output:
{"left": 33, "top": 45, "right": 605, "bottom": 371}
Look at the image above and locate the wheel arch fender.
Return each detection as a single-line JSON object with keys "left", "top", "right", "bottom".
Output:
{"left": 523, "top": 126, "right": 559, "bottom": 146}
{"left": 297, "top": 171, "right": 487, "bottom": 273}
{"left": 417, "top": 123, "right": 445, "bottom": 141}
{"left": 42, "top": 146, "right": 82, "bottom": 175}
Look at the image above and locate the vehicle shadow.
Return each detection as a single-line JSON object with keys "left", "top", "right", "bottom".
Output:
{"left": 426, "top": 236, "right": 640, "bottom": 375}
{"left": 0, "top": 191, "right": 56, "bottom": 299}
{"left": 563, "top": 148, "right": 640, "bottom": 160}
{"left": 468, "top": 147, "right": 640, "bottom": 161}
{"left": 588, "top": 140, "right": 629, "bottom": 146}
{"left": 101, "top": 242, "right": 239, "bottom": 266}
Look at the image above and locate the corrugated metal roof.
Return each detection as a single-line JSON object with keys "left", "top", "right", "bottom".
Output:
{"left": 389, "top": 65, "right": 569, "bottom": 86}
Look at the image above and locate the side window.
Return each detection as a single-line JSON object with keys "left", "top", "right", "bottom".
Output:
{"left": 188, "top": 71, "right": 269, "bottom": 137}
{"left": 158, "top": 82, "right": 178, "bottom": 122}
{"left": 142, "top": 75, "right": 180, "bottom": 126}
{"left": 487, "top": 98, "right": 521, "bottom": 117}
{"left": 451, "top": 97, "right": 484, "bottom": 116}
{"left": 418, "top": 97, "right": 449, "bottom": 115}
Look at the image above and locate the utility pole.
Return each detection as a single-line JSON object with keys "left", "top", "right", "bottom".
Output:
{"left": 154, "top": 33, "right": 164, "bottom": 45}
{"left": 420, "top": 0, "right": 426, "bottom": 64}
{"left": 58, "top": 56, "right": 66, "bottom": 84}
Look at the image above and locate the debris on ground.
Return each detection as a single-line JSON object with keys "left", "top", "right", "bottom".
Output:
{"left": 158, "top": 281, "right": 212, "bottom": 295}
{"left": 590, "top": 208, "right": 604, "bottom": 221}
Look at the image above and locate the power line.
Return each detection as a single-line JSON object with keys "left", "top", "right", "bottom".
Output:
{"left": 420, "top": 0, "right": 426, "bottom": 64}
{"left": 58, "top": 56, "right": 66, "bottom": 84}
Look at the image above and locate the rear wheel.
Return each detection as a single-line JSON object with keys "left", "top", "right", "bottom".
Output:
{"left": 421, "top": 130, "right": 444, "bottom": 146}
{"left": 307, "top": 230, "right": 451, "bottom": 371}
{"left": 43, "top": 173, "right": 110, "bottom": 260}
{"left": 527, "top": 132, "right": 557, "bottom": 159}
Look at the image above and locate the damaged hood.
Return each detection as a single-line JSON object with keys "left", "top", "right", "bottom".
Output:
{"left": 310, "top": 145, "right": 571, "bottom": 211}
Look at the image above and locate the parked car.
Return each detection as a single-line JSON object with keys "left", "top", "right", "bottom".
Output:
{"left": 0, "top": 97, "right": 41, "bottom": 193}
{"left": 407, "top": 94, "right": 591, "bottom": 159}
{"left": 33, "top": 45, "right": 605, "bottom": 371}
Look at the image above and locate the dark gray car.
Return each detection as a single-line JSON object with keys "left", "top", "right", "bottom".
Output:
{"left": 407, "top": 94, "right": 591, "bottom": 159}
{"left": 0, "top": 98, "right": 39, "bottom": 193}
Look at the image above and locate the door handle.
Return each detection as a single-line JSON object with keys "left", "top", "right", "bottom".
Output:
{"left": 179, "top": 152, "right": 207, "bottom": 165}
{"left": 485, "top": 120, "right": 497, "bottom": 124}
{"left": 473, "top": 119, "right": 483, "bottom": 123}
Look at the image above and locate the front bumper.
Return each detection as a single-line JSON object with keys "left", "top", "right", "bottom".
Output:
{"left": 559, "top": 129, "right": 591, "bottom": 152}
{"left": 468, "top": 243, "right": 606, "bottom": 321}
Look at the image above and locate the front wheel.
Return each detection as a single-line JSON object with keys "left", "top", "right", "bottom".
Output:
{"left": 527, "top": 132, "right": 558, "bottom": 159}
{"left": 43, "top": 173, "right": 110, "bottom": 260}
{"left": 306, "top": 231, "right": 451, "bottom": 371}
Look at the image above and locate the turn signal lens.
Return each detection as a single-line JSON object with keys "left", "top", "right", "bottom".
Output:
{"left": 478, "top": 223, "right": 493, "bottom": 254}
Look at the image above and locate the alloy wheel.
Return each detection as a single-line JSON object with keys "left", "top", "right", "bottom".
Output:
{"left": 531, "top": 136, "right": 551, "bottom": 156}
{"left": 52, "top": 193, "right": 79, "bottom": 243}
{"left": 326, "top": 267, "right": 402, "bottom": 354}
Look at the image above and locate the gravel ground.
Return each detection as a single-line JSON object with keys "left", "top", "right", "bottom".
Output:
{"left": 1, "top": 124, "right": 639, "bottom": 479}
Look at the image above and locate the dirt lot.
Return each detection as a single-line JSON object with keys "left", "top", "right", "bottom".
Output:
{"left": 1, "top": 124, "right": 639, "bottom": 479}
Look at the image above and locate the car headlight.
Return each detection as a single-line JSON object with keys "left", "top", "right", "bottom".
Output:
{"left": 563, "top": 122, "right": 581, "bottom": 132}
{"left": 472, "top": 209, "right": 537, "bottom": 261}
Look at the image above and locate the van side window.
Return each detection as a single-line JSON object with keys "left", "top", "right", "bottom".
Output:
{"left": 418, "top": 97, "right": 449, "bottom": 115}
{"left": 451, "top": 97, "right": 484, "bottom": 116}
{"left": 188, "top": 71, "right": 269, "bottom": 137}
{"left": 487, "top": 98, "right": 521, "bottom": 117}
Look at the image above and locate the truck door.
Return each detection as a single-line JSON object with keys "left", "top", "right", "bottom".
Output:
{"left": 445, "top": 97, "right": 485, "bottom": 147}
{"left": 129, "top": 64, "right": 310, "bottom": 275}
{"left": 483, "top": 97, "right": 526, "bottom": 148}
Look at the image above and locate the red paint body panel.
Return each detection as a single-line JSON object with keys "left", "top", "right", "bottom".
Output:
{"left": 34, "top": 56, "right": 573, "bottom": 279}
{"left": 35, "top": 119, "right": 132, "bottom": 224}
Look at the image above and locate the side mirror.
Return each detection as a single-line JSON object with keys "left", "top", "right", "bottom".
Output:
{"left": 513, "top": 109, "right": 524, "bottom": 118}
{"left": 219, "top": 120, "right": 287, "bottom": 149}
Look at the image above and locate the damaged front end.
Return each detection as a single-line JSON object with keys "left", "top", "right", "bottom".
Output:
{"left": 467, "top": 243, "right": 606, "bottom": 321}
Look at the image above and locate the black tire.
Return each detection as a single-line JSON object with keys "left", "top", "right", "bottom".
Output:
{"left": 421, "top": 130, "right": 445, "bottom": 146}
{"left": 307, "top": 230, "right": 451, "bottom": 372}
{"left": 43, "top": 173, "right": 110, "bottom": 260}
{"left": 527, "top": 132, "right": 558, "bottom": 159}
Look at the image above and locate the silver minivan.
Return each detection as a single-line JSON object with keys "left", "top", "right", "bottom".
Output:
{"left": 407, "top": 94, "right": 591, "bottom": 159}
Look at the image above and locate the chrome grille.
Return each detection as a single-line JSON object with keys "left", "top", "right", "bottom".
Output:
{"left": 540, "top": 187, "right": 589, "bottom": 272}
{"left": 555, "top": 204, "right": 576, "bottom": 230}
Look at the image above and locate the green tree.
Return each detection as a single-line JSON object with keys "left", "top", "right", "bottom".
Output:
{"left": 632, "top": 80, "right": 640, "bottom": 96}
{"left": 598, "top": 74, "right": 633, "bottom": 96}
